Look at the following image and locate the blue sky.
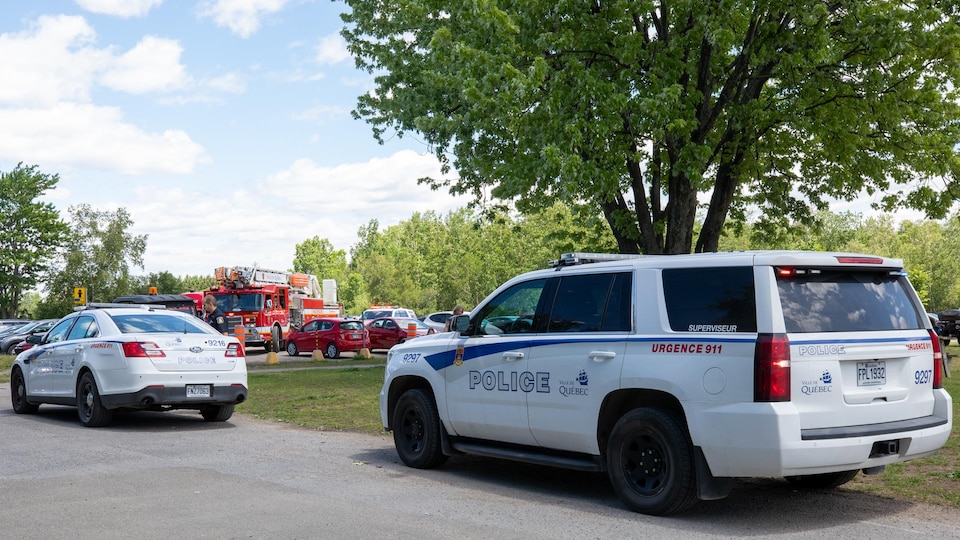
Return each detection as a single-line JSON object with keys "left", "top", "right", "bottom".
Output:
{"left": 0, "top": 0, "right": 469, "bottom": 278}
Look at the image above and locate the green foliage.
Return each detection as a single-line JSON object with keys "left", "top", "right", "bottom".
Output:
{"left": 0, "top": 163, "right": 69, "bottom": 318}
{"left": 36, "top": 205, "right": 147, "bottom": 318}
{"left": 342, "top": 0, "right": 960, "bottom": 254}
{"left": 346, "top": 203, "right": 616, "bottom": 315}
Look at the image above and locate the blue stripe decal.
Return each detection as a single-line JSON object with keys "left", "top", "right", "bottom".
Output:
{"left": 420, "top": 333, "right": 931, "bottom": 372}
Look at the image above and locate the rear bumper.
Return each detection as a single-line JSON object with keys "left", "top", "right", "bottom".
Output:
{"left": 100, "top": 384, "right": 248, "bottom": 410}
{"left": 694, "top": 389, "right": 953, "bottom": 477}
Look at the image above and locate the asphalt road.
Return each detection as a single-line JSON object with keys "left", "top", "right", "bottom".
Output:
{"left": 2, "top": 381, "right": 960, "bottom": 539}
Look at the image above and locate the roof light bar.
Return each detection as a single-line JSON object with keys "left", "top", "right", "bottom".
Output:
{"left": 548, "top": 252, "right": 645, "bottom": 268}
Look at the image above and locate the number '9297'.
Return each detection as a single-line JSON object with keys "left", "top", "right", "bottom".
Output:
{"left": 915, "top": 370, "right": 933, "bottom": 385}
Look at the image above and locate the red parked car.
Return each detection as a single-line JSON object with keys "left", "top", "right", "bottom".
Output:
{"left": 285, "top": 318, "right": 366, "bottom": 359}
{"left": 366, "top": 317, "right": 434, "bottom": 352}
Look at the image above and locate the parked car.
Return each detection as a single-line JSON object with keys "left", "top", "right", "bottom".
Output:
{"left": 361, "top": 307, "right": 417, "bottom": 326}
{"left": 381, "top": 250, "right": 952, "bottom": 515}
{"left": 285, "top": 317, "right": 366, "bottom": 359}
{"left": 1, "top": 319, "right": 56, "bottom": 354}
{"left": 9, "top": 304, "right": 247, "bottom": 427}
{"left": 366, "top": 317, "right": 434, "bottom": 351}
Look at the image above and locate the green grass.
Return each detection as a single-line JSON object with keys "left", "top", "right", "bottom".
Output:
{"left": 4, "top": 346, "right": 960, "bottom": 507}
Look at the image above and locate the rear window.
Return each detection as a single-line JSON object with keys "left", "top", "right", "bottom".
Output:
{"left": 111, "top": 313, "right": 215, "bottom": 334}
{"left": 340, "top": 321, "right": 363, "bottom": 331}
{"left": 777, "top": 269, "right": 923, "bottom": 333}
{"left": 662, "top": 267, "right": 757, "bottom": 333}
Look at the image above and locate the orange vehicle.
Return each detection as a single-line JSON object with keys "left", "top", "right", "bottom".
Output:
{"left": 206, "top": 266, "right": 342, "bottom": 352}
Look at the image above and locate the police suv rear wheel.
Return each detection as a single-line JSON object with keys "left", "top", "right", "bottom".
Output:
{"left": 392, "top": 389, "right": 447, "bottom": 469}
{"left": 606, "top": 408, "right": 697, "bottom": 515}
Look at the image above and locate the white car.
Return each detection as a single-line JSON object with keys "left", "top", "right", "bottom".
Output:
{"left": 380, "top": 251, "right": 952, "bottom": 515}
{"left": 9, "top": 304, "right": 248, "bottom": 427}
{"left": 421, "top": 311, "right": 471, "bottom": 333}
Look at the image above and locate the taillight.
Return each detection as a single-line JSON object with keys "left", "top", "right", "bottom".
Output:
{"left": 929, "top": 329, "right": 944, "bottom": 389}
{"left": 226, "top": 342, "right": 245, "bottom": 358}
{"left": 121, "top": 342, "right": 166, "bottom": 358}
{"left": 755, "top": 333, "right": 791, "bottom": 402}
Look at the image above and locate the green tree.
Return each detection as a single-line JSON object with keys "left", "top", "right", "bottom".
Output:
{"left": 343, "top": 0, "right": 960, "bottom": 255}
{"left": 0, "top": 163, "right": 69, "bottom": 318}
{"left": 37, "top": 205, "right": 147, "bottom": 318}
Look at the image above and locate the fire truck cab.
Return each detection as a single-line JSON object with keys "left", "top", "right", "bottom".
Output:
{"left": 207, "top": 266, "right": 341, "bottom": 352}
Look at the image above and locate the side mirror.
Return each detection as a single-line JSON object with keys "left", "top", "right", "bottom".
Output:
{"left": 451, "top": 314, "right": 470, "bottom": 334}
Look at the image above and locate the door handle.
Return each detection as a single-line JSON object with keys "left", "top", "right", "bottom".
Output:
{"left": 589, "top": 351, "right": 616, "bottom": 362}
{"left": 502, "top": 351, "right": 524, "bottom": 361}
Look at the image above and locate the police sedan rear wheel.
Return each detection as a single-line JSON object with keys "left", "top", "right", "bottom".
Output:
{"left": 77, "top": 372, "right": 113, "bottom": 428}
{"left": 392, "top": 389, "right": 447, "bottom": 469}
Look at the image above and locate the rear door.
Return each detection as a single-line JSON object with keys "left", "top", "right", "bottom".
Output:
{"left": 765, "top": 254, "right": 940, "bottom": 433}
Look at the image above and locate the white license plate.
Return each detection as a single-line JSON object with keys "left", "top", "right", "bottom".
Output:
{"left": 186, "top": 384, "right": 211, "bottom": 398}
{"left": 857, "top": 361, "right": 886, "bottom": 386}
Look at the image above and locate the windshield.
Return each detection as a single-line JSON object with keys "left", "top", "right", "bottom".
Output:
{"left": 214, "top": 293, "right": 264, "bottom": 312}
{"left": 111, "top": 313, "right": 217, "bottom": 334}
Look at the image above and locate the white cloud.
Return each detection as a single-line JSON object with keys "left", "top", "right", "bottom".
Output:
{"left": 0, "top": 15, "right": 106, "bottom": 107}
{"left": 198, "top": 0, "right": 288, "bottom": 38}
{"left": 99, "top": 36, "right": 189, "bottom": 93}
{"left": 116, "top": 151, "right": 469, "bottom": 276}
{"left": 0, "top": 103, "right": 209, "bottom": 174}
{"left": 75, "top": 0, "right": 163, "bottom": 18}
{"left": 316, "top": 33, "right": 349, "bottom": 66}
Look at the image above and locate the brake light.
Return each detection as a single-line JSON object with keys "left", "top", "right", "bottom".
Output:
{"left": 225, "top": 342, "right": 245, "bottom": 357}
{"left": 122, "top": 342, "right": 166, "bottom": 358}
{"left": 835, "top": 256, "right": 883, "bottom": 264}
{"left": 929, "top": 329, "right": 943, "bottom": 389}
{"left": 755, "top": 333, "right": 791, "bottom": 401}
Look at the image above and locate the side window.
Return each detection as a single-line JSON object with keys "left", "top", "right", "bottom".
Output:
{"left": 662, "top": 266, "right": 757, "bottom": 333}
{"left": 546, "top": 272, "right": 632, "bottom": 333}
{"left": 45, "top": 319, "right": 74, "bottom": 343}
{"left": 472, "top": 278, "right": 548, "bottom": 335}
{"left": 67, "top": 316, "right": 99, "bottom": 340}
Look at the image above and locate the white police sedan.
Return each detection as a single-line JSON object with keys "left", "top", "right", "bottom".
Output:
{"left": 9, "top": 304, "right": 248, "bottom": 427}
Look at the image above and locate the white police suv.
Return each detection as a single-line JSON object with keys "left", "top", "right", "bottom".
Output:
{"left": 380, "top": 251, "right": 952, "bottom": 515}
{"left": 10, "top": 304, "right": 248, "bottom": 427}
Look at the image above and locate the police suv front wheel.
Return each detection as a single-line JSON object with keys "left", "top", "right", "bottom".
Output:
{"left": 606, "top": 408, "right": 698, "bottom": 515}
{"left": 392, "top": 388, "right": 448, "bottom": 469}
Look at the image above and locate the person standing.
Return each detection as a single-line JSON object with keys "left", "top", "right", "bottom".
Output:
{"left": 203, "top": 294, "right": 229, "bottom": 335}
{"left": 444, "top": 305, "right": 465, "bottom": 332}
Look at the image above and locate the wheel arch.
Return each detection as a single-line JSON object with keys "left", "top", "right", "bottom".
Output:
{"left": 597, "top": 389, "right": 688, "bottom": 459}
{"left": 385, "top": 375, "right": 437, "bottom": 432}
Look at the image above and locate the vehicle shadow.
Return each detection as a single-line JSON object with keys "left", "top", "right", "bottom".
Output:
{"left": 351, "top": 448, "right": 925, "bottom": 536}
{"left": 0, "top": 404, "right": 239, "bottom": 432}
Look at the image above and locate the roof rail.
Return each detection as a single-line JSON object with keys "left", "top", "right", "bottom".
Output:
{"left": 75, "top": 303, "right": 167, "bottom": 311}
{"left": 548, "top": 252, "right": 646, "bottom": 268}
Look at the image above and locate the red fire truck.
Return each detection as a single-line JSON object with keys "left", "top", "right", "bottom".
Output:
{"left": 206, "top": 266, "right": 342, "bottom": 352}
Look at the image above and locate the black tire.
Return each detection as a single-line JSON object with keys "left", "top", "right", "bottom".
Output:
{"left": 77, "top": 372, "right": 113, "bottom": 427}
{"left": 10, "top": 367, "right": 38, "bottom": 414}
{"left": 784, "top": 470, "right": 859, "bottom": 489}
{"left": 606, "top": 408, "right": 698, "bottom": 515}
{"left": 392, "top": 388, "right": 448, "bottom": 469}
{"left": 325, "top": 342, "right": 339, "bottom": 359}
{"left": 201, "top": 404, "right": 235, "bottom": 422}
{"left": 286, "top": 341, "right": 299, "bottom": 356}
